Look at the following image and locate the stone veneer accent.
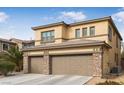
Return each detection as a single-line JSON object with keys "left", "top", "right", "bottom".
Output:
{"left": 93, "top": 52, "right": 102, "bottom": 76}
{"left": 23, "top": 56, "right": 29, "bottom": 73}
{"left": 23, "top": 51, "right": 50, "bottom": 74}
{"left": 42, "top": 50, "right": 50, "bottom": 74}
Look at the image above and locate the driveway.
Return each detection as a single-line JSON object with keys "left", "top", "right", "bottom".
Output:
{"left": 0, "top": 74, "right": 92, "bottom": 85}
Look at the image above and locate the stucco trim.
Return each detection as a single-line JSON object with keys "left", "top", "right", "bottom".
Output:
{"left": 32, "top": 21, "right": 68, "bottom": 30}
{"left": 34, "top": 34, "right": 108, "bottom": 42}
{"left": 49, "top": 51, "right": 95, "bottom": 56}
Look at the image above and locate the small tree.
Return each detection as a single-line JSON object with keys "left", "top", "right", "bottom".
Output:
{"left": 96, "top": 80, "right": 121, "bottom": 85}
{"left": 0, "top": 46, "right": 23, "bottom": 72}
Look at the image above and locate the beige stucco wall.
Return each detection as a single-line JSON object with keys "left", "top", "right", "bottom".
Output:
{"left": 17, "top": 42, "right": 23, "bottom": 49}
{"left": 67, "top": 21, "right": 108, "bottom": 40}
{"left": 23, "top": 51, "right": 44, "bottom": 56}
{"left": 81, "top": 35, "right": 108, "bottom": 42}
{"left": 10, "top": 40, "right": 23, "bottom": 49}
{"left": 100, "top": 21, "right": 121, "bottom": 75}
{"left": 35, "top": 25, "right": 65, "bottom": 45}
{"left": 49, "top": 46, "right": 101, "bottom": 55}
{"left": 34, "top": 21, "right": 109, "bottom": 46}
{"left": 23, "top": 46, "right": 101, "bottom": 56}
{"left": 107, "top": 21, "right": 121, "bottom": 69}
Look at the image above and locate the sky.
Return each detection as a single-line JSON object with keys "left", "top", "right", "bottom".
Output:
{"left": 0, "top": 7, "right": 124, "bottom": 40}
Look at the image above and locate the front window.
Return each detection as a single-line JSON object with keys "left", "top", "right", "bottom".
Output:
{"left": 2, "top": 43, "right": 9, "bottom": 51}
{"left": 82, "top": 28, "right": 87, "bottom": 37}
{"left": 90, "top": 26, "right": 95, "bottom": 36}
{"left": 41, "top": 31, "right": 54, "bottom": 42}
{"left": 75, "top": 29, "right": 80, "bottom": 38}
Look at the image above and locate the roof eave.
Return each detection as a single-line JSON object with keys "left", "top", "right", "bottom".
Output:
{"left": 22, "top": 41, "right": 110, "bottom": 52}
{"left": 32, "top": 21, "right": 68, "bottom": 30}
{"left": 69, "top": 16, "right": 111, "bottom": 26}
{"left": 109, "top": 17, "right": 123, "bottom": 40}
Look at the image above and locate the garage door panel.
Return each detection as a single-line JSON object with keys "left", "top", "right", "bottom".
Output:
{"left": 30, "top": 56, "right": 43, "bottom": 74}
{"left": 52, "top": 54, "right": 93, "bottom": 76}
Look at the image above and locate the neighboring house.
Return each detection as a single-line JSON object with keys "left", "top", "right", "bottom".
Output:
{"left": 0, "top": 38, "right": 16, "bottom": 52}
{"left": 22, "top": 16, "right": 122, "bottom": 77}
{"left": 10, "top": 38, "right": 35, "bottom": 49}
{"left": 0, "top": 38, "right": 34, "bottom": 52}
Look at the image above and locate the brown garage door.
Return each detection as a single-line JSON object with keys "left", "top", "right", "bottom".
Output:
{"left": 51, "top": 54, "right": 93, "bottom": 76}
{"left": 29, "top": 56, "right": 43, "bottom": 74}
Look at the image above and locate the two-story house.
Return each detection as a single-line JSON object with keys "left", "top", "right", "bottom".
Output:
{"left": 0, "top": 38, "right": 16, "bottom": 52}
{"left": 23, "top": 16, "right": 122, "bottom": 77}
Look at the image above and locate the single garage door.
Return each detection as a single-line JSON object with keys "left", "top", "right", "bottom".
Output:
{"left": 51, "top": 54, "right": 93, "bottom": 76}
{"left": 29, "top": 56, "right": 43, "bottom": 74}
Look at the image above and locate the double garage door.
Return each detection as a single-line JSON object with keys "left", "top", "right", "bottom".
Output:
{"left": 29, "top": 54, "right": 93, "bottom": 76}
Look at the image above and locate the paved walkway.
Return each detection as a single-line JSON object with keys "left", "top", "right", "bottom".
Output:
{"left": 0, "top": 74, "right": 92, "bottom": 85}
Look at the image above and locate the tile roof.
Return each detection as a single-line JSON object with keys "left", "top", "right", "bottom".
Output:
{"left": 10, "top": 38, "right": 34, "bottom": 43}
{"left": 0, "top": 38, "right": 16, "bottom": 44}
{"left": 22, "top": 39, "right": 111, "bottom": 51}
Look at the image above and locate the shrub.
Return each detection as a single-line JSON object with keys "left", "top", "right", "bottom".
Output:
{"left": 0, "top": 61, "right": 16, "bottom": 76}
{"left": 96, "top": 80, "right": 121, "bottom": 85}
{"left": 0, "top": 46, "right": 23, "bottom": 72}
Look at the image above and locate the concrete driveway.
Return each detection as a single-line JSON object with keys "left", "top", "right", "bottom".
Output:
{"left": 0, "top": 74, "right": 92, "bottom": 85}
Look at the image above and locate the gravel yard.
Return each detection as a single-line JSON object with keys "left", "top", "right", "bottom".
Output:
{"left": 86, "top": 72, "right": 124, "bottom": 85}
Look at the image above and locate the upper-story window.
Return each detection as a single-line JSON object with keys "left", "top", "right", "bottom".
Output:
{"left": 108, "top": 26, "right": 112, "bottom": 41}
{"left": 41, "top": 31, "right": 55, "bottom": 42}
{"left": 82, "top": 28, "right": 87, "bottom": 37}
{"left": 90, "top": 26, "right": 95, "bottom": 36}
{"left": 75, "top": 29, "right": 80, "bottom": 38}
{"left": 2, "top": 43, "right": 9, "bottom": 51}
{"left": 113, "top": 30, "right": 115, "bottom": 36}
{"left": 116, "top": 36, "right": 118, "bottom": 48}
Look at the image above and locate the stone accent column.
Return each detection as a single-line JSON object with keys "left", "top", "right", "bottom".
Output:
{"left": 23, "top": 56, "right": 29, "bottom": 73}
{"left": 42, "top": 50, "right": 50, "bottom": 74}
{"left": 93, "top": 52, "right": 102, "bottom": 76}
